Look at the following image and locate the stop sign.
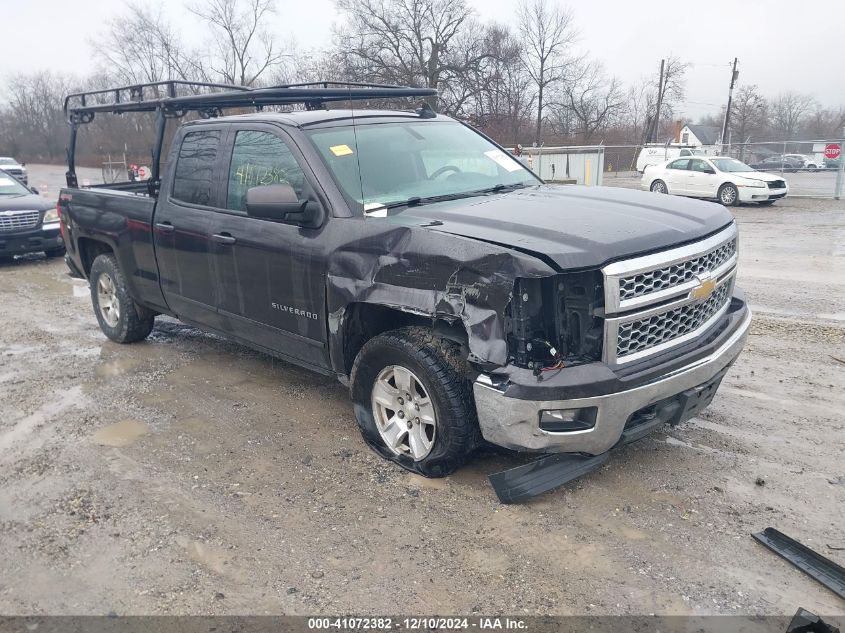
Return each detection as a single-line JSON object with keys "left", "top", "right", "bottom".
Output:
{"left": 824, "top": 143, "right": 841, "bottom": 160}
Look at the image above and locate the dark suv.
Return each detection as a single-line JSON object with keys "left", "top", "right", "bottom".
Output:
{"left": 0, "top": 172, "right": 64, "bottom": 261}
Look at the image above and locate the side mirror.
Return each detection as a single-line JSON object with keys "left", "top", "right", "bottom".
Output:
{"left": 30, "top": 187, "right": 39, "bottom": 194}
{"left": 246, "top": 184, "right": 324, "bottom": 228}
{"left": 703, "top": 167, "right": 716, "bottom": 175}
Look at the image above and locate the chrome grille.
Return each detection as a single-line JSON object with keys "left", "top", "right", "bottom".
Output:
{"left": 602, "top": 224, "right": 739, "bottom": 365}
{"left": 617, "top": 283, "right": 731, "bottom": 358}
{"left": 0, "top": 210, "right": 40, "bottom": 232}
{"left": 768, "top": 180, "right": 786, "bottom": 189}
{"left": 619, "top": 238, "right": 736, "bottom": 302}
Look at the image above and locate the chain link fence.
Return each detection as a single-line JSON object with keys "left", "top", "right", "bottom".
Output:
{"left": 527, "top": 138, "right": 845, "bottom": 198}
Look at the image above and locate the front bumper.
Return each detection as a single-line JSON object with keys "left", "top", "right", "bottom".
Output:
{"left": 0, "top": 223, "right": 63, "bottom": 256}
{"left": 473, "top": 301, "right": 751, "bottom": 455}
{"left": 739, "top": 186, "right": 788, "bottom": 202}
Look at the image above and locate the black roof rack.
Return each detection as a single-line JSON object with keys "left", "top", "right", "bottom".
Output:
{"left": 64, "top": 80, "right": 438, "bottom": 123}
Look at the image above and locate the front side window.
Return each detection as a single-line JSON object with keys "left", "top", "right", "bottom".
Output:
{"left": 172, "top": 130, "right": 221, "bottom": 206}
{"left": 690, "top": 159, "right": 710, "bottom": 172}
{"left": 226, "top": 131, "right": 306, "bottom": 213}
{"left": 668, "top": 159, "right": 690, "bottom": 170}
{"left": 306, "top": 120, "right": 540, "bottom": 211}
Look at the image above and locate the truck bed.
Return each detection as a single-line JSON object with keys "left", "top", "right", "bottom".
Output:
{"left": 60, "top": 186, "right": 167, "bottom": 313}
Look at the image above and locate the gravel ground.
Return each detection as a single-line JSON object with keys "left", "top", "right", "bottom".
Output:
{"left": 0, "top": 177, "right": 843, "bottom": 616}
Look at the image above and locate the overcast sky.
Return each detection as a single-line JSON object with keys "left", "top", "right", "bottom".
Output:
{"left": 3, "top": 0, "right": 844, "bottom": 121}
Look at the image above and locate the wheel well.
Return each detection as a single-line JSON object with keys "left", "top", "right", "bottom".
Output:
{"left": 77, "top": 238, "right": 114, "bottom": 277}
{"left": 341, "top": 303, "right": 468, "bottom": 375}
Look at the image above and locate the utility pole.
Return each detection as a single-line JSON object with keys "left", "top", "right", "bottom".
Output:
{"left": 720, "top": 58, "right": 739, "bottom": 154}
{"left": 648, "top": 59, "right": 665, "bottom": 143}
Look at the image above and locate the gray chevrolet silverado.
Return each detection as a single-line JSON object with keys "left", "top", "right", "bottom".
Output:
{"left": 59, "top": 82, "right": 750, "bottom": 501}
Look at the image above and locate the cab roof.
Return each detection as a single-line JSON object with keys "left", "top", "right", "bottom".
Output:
{"left": 185, "top": 109, "right": 453, "bottom": 129}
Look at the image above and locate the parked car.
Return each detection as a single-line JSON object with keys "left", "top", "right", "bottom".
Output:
{"left": 0, "top": 156, "right": 28, "bottom": 184}
{"left": 783, "top": 154, "right": 821, "bottom": 170}
{"left": 750, "top": 155, "right": 801, "bottom": 173}
{"left": 59, "top": 82, "right": 750, "bottom": 497}
{"left": 824, "top": 156, "right": 842, "bottom": 170}
{"left": 643, "top": 156, "right": 788, "bottom": 206}
{"left": 0, "top": 172, "right": 64, "bottom": 261}
{"left": 636, "top": 145, "right": 704, "bottom": 173}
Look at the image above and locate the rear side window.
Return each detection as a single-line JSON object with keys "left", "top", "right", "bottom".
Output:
{"left": 226, "top": 131, "right": 306, "bottom": 212}
{"left": 172, "top": 130, "right": 221, "bottom": 206}
{"left": 668, "top": 158, "right": 690, "bottom": 170}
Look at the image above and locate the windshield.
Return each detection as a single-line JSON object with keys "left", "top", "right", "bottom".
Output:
{"left": 0, "top": 173, "right": 30, "bottom": 196}
{"left": 306, "top": 120, "right": 540, "bottom": 211}
{"left": 711, "top": 158, "right": 755, "bottom": 173}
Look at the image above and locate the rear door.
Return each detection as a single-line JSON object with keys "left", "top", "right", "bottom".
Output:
{"left": 209, "top": 124, "right": 331, "bottom": 369}
{"left": 153, "top": 126, "right": 226, "bottom": 328}
{"left": 664, "top": 158, "right": 691, "bottom": 194}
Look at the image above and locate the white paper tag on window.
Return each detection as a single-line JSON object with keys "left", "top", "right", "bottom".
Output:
{"left": 484, "top": 149, "right": 522, "bottom": 172}
{"left": 0, "top": 177, "right": 15, "bottom": 186}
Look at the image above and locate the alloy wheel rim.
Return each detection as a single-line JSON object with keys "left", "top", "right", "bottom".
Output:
{"left": 722, "top": 187, "right": 736, "bottom": 204}
{"left": 97, "top": 273, "right": 120, "bottom": 327}
{"left": 653, "top": 182, "right": 665, "bottom": 193}
{"left": 371, "top": 365, "right": 436, "bottom": 460}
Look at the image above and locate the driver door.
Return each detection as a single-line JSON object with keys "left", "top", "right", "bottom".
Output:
{"left": 209, "top": 124, "right": 331, "bottom": 368}
{"left": 687, "top": 159, "right": 720, "bottom": 198}
{"left": 664, "top": 158, "right": 691, "bottom": 194}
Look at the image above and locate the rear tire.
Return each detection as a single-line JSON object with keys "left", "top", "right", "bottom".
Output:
{"left": 650, "top": 179, "right": 668, "bottom": 194}
{"left": 89, "top": 253, "right": 154, "bottom": 343}
{"left": 350, "top": 326, "right": 481, "bottom": 477}
{"left": 718, "top": 183, "right": 739, "bottom": 206}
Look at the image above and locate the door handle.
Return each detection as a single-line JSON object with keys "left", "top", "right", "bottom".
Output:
{"left": 155, "top": 222, "right": 175, "bottom": 233}
{"left": 212, "top": 233, "right": 236, "bottom": 245}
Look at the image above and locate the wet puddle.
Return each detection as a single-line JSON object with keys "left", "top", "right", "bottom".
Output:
{"left": 92, "top": 420, "right": 149, "bottom": 447}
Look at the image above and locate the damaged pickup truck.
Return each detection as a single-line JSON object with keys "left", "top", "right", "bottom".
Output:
{"left": 59, "top": 82, "right": 750, "bottom": 498}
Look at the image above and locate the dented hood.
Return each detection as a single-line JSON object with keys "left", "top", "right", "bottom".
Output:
{"left": 391, "top": 185, "right": 734, "bottom": 270}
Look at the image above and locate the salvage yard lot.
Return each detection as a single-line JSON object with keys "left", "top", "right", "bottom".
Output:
{"left": 0, "top": 192, "right": 843, "bottom": 615}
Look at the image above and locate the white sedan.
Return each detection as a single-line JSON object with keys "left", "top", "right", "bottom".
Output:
{"left": 642, "top": 156, "right": 789, "bottom": 206}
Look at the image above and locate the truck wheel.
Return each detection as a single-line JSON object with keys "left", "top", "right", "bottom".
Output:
{"left": 45, "top": 246, "right": 66, "bottom": 258}
{"left": 650, "top": 179, "right": 668, "bottom": 194}
{"left": 89, "top": 253, "right": 154, "bottom": 343}
{"left": 718, "top": 183, "right": 739, "bottom": 206}
{"left": 350, "top": 326, "right": 480, "bottom": 478}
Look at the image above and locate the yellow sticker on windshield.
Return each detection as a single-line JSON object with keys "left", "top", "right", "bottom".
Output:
{"left": 330, "top": 144, "right": 354, "bottom": 157}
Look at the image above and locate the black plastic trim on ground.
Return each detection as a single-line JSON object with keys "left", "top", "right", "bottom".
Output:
{"left": 488, "top": 452, "right": 609, "bottom": 504}
{"left": 753, "top": 527, "right": 845, "bottom": 600}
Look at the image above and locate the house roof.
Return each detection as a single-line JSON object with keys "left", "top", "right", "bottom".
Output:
{"left": 684, "top": 124, "right": 721, "bottom": 146}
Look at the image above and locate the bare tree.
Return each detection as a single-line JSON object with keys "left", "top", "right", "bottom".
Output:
{"left": 1, "top": 72, "right": 79, "bottom": 161}
{"left": 558, "top": 61, "right": 624, "bottom": 142}
{"left": 801, "top": 106, "right": 845, "bottom": 139}
{"left": 769, "top": 92, "right": 816, "bottom": 140}
{"left": 517, "top": 0, "right": 578, "bottom": 145}
{"left": 334, "top": 0, "right": 493, "bottom": 111}
{"left": 190, "top": 0, "right": 288, "bottom": 86}
{"left": 643, "top": 56, "right": 688, "bottom": 142}
{"left": 91, "top": 5, "right": 205, "bottom": 85}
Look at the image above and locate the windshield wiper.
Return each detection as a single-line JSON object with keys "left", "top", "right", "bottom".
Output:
{"left": 380, "top": 182, "right": 531, "bottom": 210}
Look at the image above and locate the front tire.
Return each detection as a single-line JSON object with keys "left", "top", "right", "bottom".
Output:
{"left": 89, "top": 253, "right": 154, "bottom": 343}
{"left": 718, "top": 183, "right": 739, "bottom": 206}
{"left": 350, "top": 327, "right": 480, "bottom": 477}
{"left": 650, "top": 179, "right": 668, "bottom": 194}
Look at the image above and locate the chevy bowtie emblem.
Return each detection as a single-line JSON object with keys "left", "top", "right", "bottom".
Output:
{"left": 690, "top": 276, "right": 716, "bottom": 301}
